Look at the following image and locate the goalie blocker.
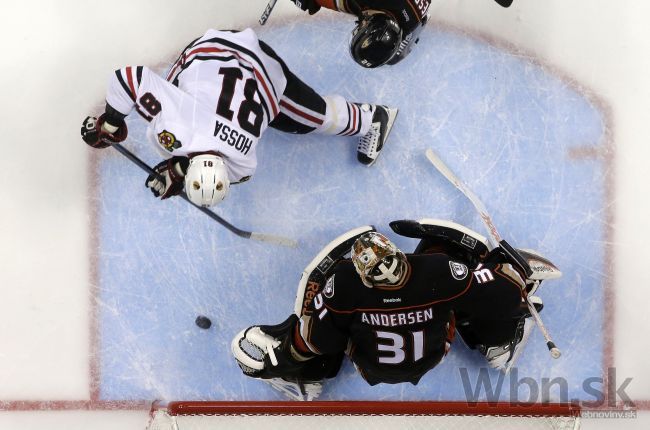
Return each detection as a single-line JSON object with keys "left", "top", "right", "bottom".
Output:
{"left": 232, "top": 220, "right": 562, "bottom": 399}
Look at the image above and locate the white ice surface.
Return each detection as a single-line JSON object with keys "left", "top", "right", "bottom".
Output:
{"left": 0, "top": 0, "right": 648, "bottom": 428}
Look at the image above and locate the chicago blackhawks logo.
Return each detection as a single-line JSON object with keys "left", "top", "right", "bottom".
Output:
{"left": 157, "top": 130, "right": 182, "bottom": 152}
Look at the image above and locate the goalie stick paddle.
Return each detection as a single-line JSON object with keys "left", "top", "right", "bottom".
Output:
{"left": 111, "top": 143, "right": 298, "bottom": 248}
{"left": 424, "top": 148, "right": 561, "bottom": 359}
{"left": 259, "top": 0, "right": 278, "bottom": 25}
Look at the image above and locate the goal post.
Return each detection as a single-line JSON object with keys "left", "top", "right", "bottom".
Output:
{"left": 147, "top": 401, "right": 581, "bottom": 430}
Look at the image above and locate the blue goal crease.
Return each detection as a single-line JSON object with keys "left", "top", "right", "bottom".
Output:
{"left": 96, "top": 19, "right": 607, "bottom": 403}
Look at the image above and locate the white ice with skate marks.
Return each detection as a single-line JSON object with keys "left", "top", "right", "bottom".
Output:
{"left": 96, "top": 15, "right": 607, "bottom": 404}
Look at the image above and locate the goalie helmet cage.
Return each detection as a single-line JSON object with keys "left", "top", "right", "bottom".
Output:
{"left": 146, "top": 401, "right": 581, "bottom": 430}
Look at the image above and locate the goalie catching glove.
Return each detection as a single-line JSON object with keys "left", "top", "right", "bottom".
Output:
{"left": 231, "top": 315, "right": 343, "bottom": 401}
{"left": 145, "top": 157, "right": 189, "bottom": 200}
{"left": 80, "top": 115, "right": 127, "bottom": 149}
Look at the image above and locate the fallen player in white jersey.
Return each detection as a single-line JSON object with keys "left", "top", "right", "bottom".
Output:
{"left": 81, "top": 28, "right": 398, "bottom": 207}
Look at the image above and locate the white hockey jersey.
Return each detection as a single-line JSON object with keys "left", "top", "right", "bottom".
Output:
{"left": 105, "top": 29, "right": 287, "bottom": 183}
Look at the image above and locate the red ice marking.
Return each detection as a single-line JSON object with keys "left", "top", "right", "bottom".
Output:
{"left": 0, "top": 400, "right": 150, "bottom": 412}
{"left": 2, "top": 19, "right": 640, "bottom": 416}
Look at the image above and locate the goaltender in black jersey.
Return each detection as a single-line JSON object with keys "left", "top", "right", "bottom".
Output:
{"left": 232, "top": 218, "right": 561, "bottom": 400}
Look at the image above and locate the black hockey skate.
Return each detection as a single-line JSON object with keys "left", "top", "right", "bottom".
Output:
{"left": 357, "top": 104, "right": 398, "bottom": 166}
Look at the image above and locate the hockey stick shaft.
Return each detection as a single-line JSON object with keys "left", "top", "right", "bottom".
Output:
{"left": 111, "top": 143, "right": 298, "bottom": 248}
{"left": 425, "top": 148, "right": 560, "bottom": 358}
{"left": 527, "top": 282, "right": 561, "bottom": 358}
{"left": 259, "top": 0, "right": 278, "bottom": 25}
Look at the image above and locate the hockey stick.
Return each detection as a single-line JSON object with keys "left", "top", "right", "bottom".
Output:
{"left": 259, "top": 0, "right": 278, "bottom": 25}
{"left": 425, "top": 148, "right": 561, "bottom": 359}
{"left": 111, "top": 143, "right": 298, "bottom": 248}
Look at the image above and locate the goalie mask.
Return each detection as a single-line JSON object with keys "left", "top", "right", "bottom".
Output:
{"left": 184, "top": 154, "right": 230, "bottom": 207}
{"left": 351, "top": 232, "right": 408, "bottom": 288}
{"left": 350, "top": 12, "right": 403, "bottom": 68}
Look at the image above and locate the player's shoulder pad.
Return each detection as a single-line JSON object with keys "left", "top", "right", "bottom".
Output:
{"left": 318, "top": 260, "right": 364, "bottom": 309}
{"left": 293, "top": 226, "right": 375, "bottom": 316}
{"left": 406, "top": 253, "right": 475, "bottom": 300}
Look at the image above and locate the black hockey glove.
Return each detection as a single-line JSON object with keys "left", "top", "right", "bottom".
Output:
{"left": 145, "top": 157, "right": 189, "bottom": 200}
{"left": 81, "top": 115, "right": 127, "bottom": 149}
{"left": 290, "top": 0, "right": 321, "bottom": 15}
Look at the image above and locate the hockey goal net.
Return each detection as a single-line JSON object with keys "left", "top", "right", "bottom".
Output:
{"left": 146, "top": 401, "right": 581, "bottom": 430}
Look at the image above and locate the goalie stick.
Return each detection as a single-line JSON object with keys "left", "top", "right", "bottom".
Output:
{"left": 424, "top": 148, "right": 561, "bottom": 360}
{"left": 259, "top": 0, "right": 278, "bottom": 25}
{"left": 111, "top": 143, "right": 298, "bottom": 248}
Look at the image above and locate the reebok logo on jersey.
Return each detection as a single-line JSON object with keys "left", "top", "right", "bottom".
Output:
{"left": 383, "top": 298, "right": 402, "bottom": 303}
{"left": 449, "top": 261, "right": 469, "bottom": 280}
{"left": 323, "top": 275, "right": 335, "bottom": 298}
{"left": 157, "top": 130, "right": 182, "bottom": 152}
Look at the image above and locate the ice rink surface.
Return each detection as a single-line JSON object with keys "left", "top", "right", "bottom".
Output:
{"left": 98, "top": 18, "right": 606, "bottom": 402}
{"left": 1, "top": 0, "right": 649, "bottom": 429}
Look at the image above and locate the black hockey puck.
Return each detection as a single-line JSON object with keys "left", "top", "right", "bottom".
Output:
{"left": 195, "top": 315, "right": 212, "bottom": 329}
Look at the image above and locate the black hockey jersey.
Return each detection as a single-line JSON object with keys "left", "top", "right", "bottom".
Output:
{"left": 318, "top": 0, "right": 430, "bottom": 33}
{"left": 297, "top": 253, "right": 525, "bottom": 385}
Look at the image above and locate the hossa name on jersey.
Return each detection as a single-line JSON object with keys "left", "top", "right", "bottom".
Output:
{"left": 104, "top": 29, "right": 287, "bottom": 183}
